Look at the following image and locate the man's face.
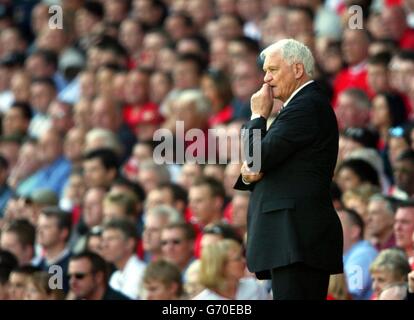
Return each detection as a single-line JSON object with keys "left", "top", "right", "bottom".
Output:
{"left": 389, "top": 137, "right": 409, "bottom": 167}
{"left": 341, "top": 30, "right": 368, "bottom": 65}
{"left": 2, "top": 108, "right": 28, "bottom": 135}
{"left": 30, "top": 83, "right": 55, "bottom": 113}
{"left": 367, "top": 64, "right": 389, "bottom": 94}
{"left": 337, "top": 167, "right": 361, "bottom": 192}
{"left": 120, "top": 20, "right": 143, "bottom": 52}
{"left": 142, "top": 214, "right": 167, "bottom": 252}
{"left": 394, "top": 207, "right": 414, "bottom": 249}
{"left": 146, "top": 189, "right": 174, "bottom": 211}
{"left": 83, "top": 189, "right": 105, "bottom": 228}
{"left": 64, "top": 129, "right": 85, "bottom": 162}
{"left": 144, "top": 279, "right": 176, "bottom": 300}
{"left": 124, "top": 71, "right": 149, "bottom": 104}
{"left": 173, "top": 61, "right": 199, "bottom": 90}
{"left": 189, "top": 185, "right": 215, "bottom": 225}
{"left": 286, "top": 10, "right": 312, "bottom": 37}
{"left": 393, "top": 160, "right": 414, "bottom": 195}
{"left": 137, "top": 170, "right": 159, "bottom": 194}
{"left": 367, "top": 200, "right": 394, "bottom": 237}
{"left": 68, "top": 258, "right": 99, "bottom": 299}
{"left": 0, "top": 232, "right": 27, "bottom": 266}
{"left": 91, "top": 98, "right": 117, "bottom": 131}
{"left": 101, "top": 229, "right": 130, "bottom": 264}
{"left": 231, "top": 63, "right": 262, "bottom": 101}
{"left": 83, "top": 158, "right": 111, "bottom": 189}
{"left": 161, "top": 228, "right": 193, "bottom": 269}
{"left": 371, "top": 270, "right": 397, "bottom": 298}
{"left": 178, "top": 164, "right": 202, "bottom": 190}
{"left": 335, "top": 93, "right": 368, "bottom": 130}
{"left": 39, "top": 130, "right": 62, "bottom": 164}
{"left": 36, "top": 214, "right": 61, "bottom": 249}
{"left": 263, "top": 52, "right": 298, "bottom": 103}
{"left": 49, "top": 102, "right": 72, "bottom": 134}
{"left": 8, "top": 272, "right": 28, "bottom": 300}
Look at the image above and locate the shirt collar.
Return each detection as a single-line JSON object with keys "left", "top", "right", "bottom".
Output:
{"left": 349, "top": 60, "right": 367, "bottom": 74}
{"left": 283, "top": 80, "right": 314, "bottom": 108}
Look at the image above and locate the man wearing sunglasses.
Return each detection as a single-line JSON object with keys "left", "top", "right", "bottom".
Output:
{"left": 68, "top": 251, "right": 129, "bottom": 300}
{"left": 160, "top": 222, "right": 196, "bottom": 275}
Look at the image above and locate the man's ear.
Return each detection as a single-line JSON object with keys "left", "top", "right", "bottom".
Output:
{"left": 294, "top": 63, "right": 305, "bottom": 79}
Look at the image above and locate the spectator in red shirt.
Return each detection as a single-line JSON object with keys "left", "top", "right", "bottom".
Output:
{"left": 367, "top": 52, "right": 393, "bottom": 95}
{"left": 332, "top": 29, "right": 373, "bottom": 106}
{"left": 123, "top": 68, "right": 158, "bottom": 131}
{"left": 382, "top": 5, "right": 414, "bottom": 50}
{"left": 335, "top": 88, "right": 371, "bottom": 131}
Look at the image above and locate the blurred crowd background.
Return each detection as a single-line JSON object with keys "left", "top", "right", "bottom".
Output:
{"left": 0, "top": 0, "right": 414, "bottom": 300}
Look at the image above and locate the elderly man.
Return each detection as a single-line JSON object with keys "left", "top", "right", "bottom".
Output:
{"left": 234, "top": 39, "right": 343, "bottom": 300}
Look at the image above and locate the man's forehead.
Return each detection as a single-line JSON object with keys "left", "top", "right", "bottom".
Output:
{"left": 396, "top": 207, "right": 414, "bottom": 217}
{"left": 263, "top": 52, "right": 283, "bottom": 68}
{"left": 70, "top": 258, "right": 91, "bottom": 269}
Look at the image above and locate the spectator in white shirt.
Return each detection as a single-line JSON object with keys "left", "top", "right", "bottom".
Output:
{"left": 101, "top": 218, "right": 146, "bottom": 299}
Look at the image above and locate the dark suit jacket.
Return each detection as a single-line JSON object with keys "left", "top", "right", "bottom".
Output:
{"left": 234, "top": 82, "right": 343, "bottom": 279}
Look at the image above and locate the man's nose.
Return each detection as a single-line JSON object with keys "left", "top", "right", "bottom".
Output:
{"left": 264, "top": 72, "right": 272, "bottom": 83}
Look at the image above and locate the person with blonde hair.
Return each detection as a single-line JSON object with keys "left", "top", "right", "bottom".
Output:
{"left": 183, "top": 259, "right": 204, "bottom": 299}
{"left": 369, "top": 248, "right": 411, "bottom": 299}
{"left": 194, "top": 239, "right": 269, "bottom": 300}
{"left": 342, "top": 184, "right": 381, "bottom": 225}
{"left": 24, "top": 271, "right": 65, "bottom": 300}
{"left": 142, "top": 259, "right": 183, "bottom": 300}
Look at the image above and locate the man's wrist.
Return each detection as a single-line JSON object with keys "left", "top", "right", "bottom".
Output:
{"left": 251, "top": 113, "right": 265, "bottom": 120}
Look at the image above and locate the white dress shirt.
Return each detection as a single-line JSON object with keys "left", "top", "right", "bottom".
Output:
{"left": 109, "top": 255, "right": 147, "bottom": 299}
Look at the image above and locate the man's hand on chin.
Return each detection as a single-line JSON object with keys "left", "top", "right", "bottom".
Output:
{"left": 251, "top": 83, "right": 273, "bottom": 119}
{"left": 241, "top": 161, "right": 263, "bottom": 184}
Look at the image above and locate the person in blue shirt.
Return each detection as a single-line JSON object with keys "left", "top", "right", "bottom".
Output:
{"left": 339, "top": 208, "right": 378, "bottom": 300}
{"left": 25, "top": 128, "right": 71, "bottom": 197}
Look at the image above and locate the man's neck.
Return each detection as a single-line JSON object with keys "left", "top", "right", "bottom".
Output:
{"left": 202, "top": 213, "right": 222, "bottom": 228}
{"left": 115, "top": 254, "right": 132, "bottom": 271}
{"left": 376, "top": 228, "right": 394, "bottom": 247}
{"left": 87, "top": 285, "right": 106, "bottom": 300}
{"left": 177, "top": 257, "right": 192, "bottom": 272}
{"left": 44, "top": 243, "right": 67, "bottom": 263}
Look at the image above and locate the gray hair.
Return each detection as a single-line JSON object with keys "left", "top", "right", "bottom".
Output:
{"left": 85, "top": 128, "right": 122, "bottom": 155}
{"left": 369, "top": 248, "right": 411, "bottom": 280}
{"left": 369, "top": 194, "right": 395, "bottom": 216}
{"left": 260, "top": 38, "right": 315, "bottom": 77}
{"left": 140, "top": 159, "right": 171, "bottom": 183}
{"left": 176, "top": 89, "right": 211, "bottom": 115}
{"left": 146, "top": 205, "right": 184, "bottom": 225}
{"left": 341, "top": 88, "right": 371, "bottom": 110}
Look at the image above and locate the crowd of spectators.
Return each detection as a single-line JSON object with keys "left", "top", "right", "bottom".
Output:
{"left": 0, "top": 0, "right": 414, "bottom": 300}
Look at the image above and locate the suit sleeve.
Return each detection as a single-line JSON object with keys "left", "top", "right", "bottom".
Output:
{"left": 233, "top": 117, "right": 267, "bottom": 191}
{"left": 244, "top": 99, "right": 318, "bottom": 173}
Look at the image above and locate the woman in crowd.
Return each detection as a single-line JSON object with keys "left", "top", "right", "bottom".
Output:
{"left": 369, "top": 248, "right": 411, "bottom": 299}
{"left": 193, "top": 239, "right": 270, "bottom": 300}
